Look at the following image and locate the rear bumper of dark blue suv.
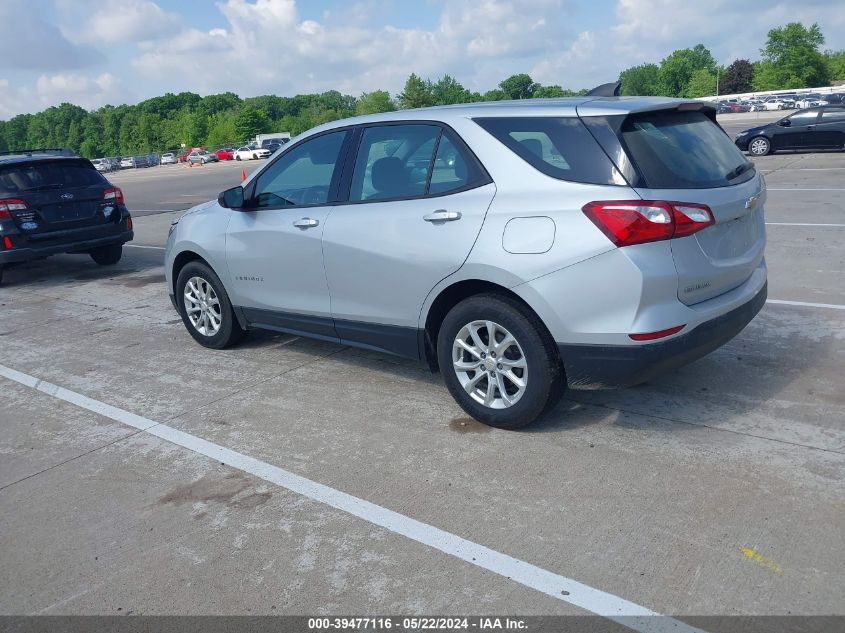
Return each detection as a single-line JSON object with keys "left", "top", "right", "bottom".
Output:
{"left": 0, "top": 229, "right": 133, "bottom": 265}
{"left": 558, "top": 282, "right": 767, "bottom": 389}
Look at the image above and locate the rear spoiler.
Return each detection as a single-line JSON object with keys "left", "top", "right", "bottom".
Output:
{"left": 0, "top": 148, "right": 77, "bottom": 157}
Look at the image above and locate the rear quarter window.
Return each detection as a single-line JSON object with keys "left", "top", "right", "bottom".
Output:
{"left": 474, "top": 117, "right": 626, "bottom": 186}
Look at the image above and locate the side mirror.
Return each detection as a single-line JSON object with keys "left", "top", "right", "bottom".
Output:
{"left": 778, "top": 119, "right": 791, "bottom": 127}
{"left": 218, "top": 185, "right": 244, "bottom": 209}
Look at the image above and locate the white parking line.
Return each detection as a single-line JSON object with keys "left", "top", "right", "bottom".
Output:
{"left": 126, "top": 244, "right": 165, "bottom": 250}
{"left": 0, "top": 362, "right": 702, "bottom": 633}
{"left": 766, "top": 222, "right": 845, "bottom": 227}
{"left": 767, "top": 188, "right": 845, "bottom": 191}
{"left": 767, "top": 299, "right": 845, "bottom": 310}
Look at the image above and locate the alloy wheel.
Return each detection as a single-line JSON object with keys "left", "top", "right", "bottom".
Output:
{"left": 452, "top": 320, "right": 528, "bottom": 409}
{"left": 184, "top": 276, "right": 222, "bottom": 336}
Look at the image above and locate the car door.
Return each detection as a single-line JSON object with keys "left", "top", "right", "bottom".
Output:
{"left": 813, "top": 107, "right": 845, "bottom": 147}
{"left": 775, "top": 109, "right": 820, "bottom": 149}
{"left": 321, "top": 122, "right": 496, "bottom": 358}
{"left": 225, "top": 128, "right": 351, "bottom": 338}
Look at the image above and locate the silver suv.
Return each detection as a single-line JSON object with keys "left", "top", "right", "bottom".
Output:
{"left": 165, "top": 97, "right": 767, "bottom": 429}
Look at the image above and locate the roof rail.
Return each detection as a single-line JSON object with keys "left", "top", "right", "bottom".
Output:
{"left": 586, "top": 81, "right": 622, "bottom": 97}
{"left": 0, "top": 148, "right": 77, "bottom": 157}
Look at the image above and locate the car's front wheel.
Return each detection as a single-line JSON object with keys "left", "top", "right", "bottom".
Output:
{"left": 437, "top": 294, "right": 564, "bottom": 429}
{"left": 176, "top": 261, "right": 245, "bottom": 349}
{"left": 90, "top": 244, "right": 122, "bottom": 265}
{"left": 748, "top": 136, "right": 772, "bottom": 156}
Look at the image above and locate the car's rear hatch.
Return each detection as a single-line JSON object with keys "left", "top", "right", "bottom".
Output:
{"left": 0, "top": 159, "right": 114, "bottom": 236}
{"left": 578, "top": 101, "right": 765, "bottom": 305}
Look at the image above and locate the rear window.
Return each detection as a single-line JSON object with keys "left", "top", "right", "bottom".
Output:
{"left": 0, "top": 160, "right": 105, "bottom": 194}
{"left": 474, "top": 117, "right": 626, "bottom": 186}
{"left": 619, "top": 111, "right": 754, "bottom": 189}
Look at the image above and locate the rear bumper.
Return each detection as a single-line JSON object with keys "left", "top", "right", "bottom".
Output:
{"left": 559, "top": 281, "right": 767, "bottom": 389}
{"left": 0, "top": 229, "right": 133, "bottom": 265}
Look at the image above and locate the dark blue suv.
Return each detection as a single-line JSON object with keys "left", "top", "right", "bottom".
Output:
{"left": 0, "top": 149, "right": 133, "bottom": 284}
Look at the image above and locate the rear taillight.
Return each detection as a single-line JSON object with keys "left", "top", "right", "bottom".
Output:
{"left": 103, "top": 187, "right": 124, "bottom": 205}
{"left": 127, "top": 217, "right": 133, "bottom": 230}
{"left": 2, "top": 235, "right": 12, "bottom": 249}
{"left": 0, "top": 198, "right": 28, "bottom": 220}
{"left": 582, "top": 200, "right": 714, "bottom": 247}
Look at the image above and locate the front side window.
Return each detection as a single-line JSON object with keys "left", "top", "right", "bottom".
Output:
{"left": 788, "top": 110, "right": 820, "bottom": 124}
{"left": 253, "top": 130, "right": 347, "bottom": 208}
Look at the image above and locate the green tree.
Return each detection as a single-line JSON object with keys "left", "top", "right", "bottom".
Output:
{"left": 619, "top": 63, "right": 662, "bottom": 95}
{"left": 824, "top": 50, "right": 845, "bottom": 81}
{"left": 685, "top": 68, "right": 718, "bottom": 97}
{"left": 355, "top": 90, "right": 396, "bottom": 115}
{"left": 431, "top": 75, "right": 472, "bottom": 105}
{"left": 719, "top": 59, "right": 754, "bottom": 94}
{"left": 757, "top": 22, "right": 829, "bottom": 89}
{"left": 659, "top": 45, "right": 716, "bottom": 97}
{"left": 398, "top": 73, "right": 435, "bottom": 109}
{"left": 205, "top": 112, "right": 238, "bottom": 147}
{"left": 498, "top": 73, "right": 538, "bottom": 99}
{"left": 234, "top": 105, "right": 268, "bottom": 143}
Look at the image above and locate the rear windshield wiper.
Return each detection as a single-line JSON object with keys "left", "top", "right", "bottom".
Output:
{"left": 725, "top": 162, "right": 754, "bottom": 181}
{"left": 22, "top": 183, "right": 65, "bottom": 191}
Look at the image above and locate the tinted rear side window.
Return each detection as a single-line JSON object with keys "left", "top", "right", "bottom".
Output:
{"left": 0, "top": 160, "right": 105, "bottom": 194}
{"left": 619, "top": 111, "right": 754, "bottom": 189}
{"left": 474, "top": 117, "right": 625, "bottom": 186}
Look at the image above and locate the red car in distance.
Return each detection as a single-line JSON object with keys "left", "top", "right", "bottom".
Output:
{"left": 214, "top": 148, "right": 235, "bottom": 161}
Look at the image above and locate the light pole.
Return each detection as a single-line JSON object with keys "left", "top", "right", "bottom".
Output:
{"left": 716, "top": 67, "right": 720, "bottom": 98}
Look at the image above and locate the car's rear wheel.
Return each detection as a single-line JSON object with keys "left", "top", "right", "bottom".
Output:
{"left": 176, "top": 261, "right": 245, "bottom": 349}
{"left": 236, "top": 155, "right": 241, "bottom": 161}
{"left": 437, "top": 294, "right": 564, "bottom": 429}
{"left": 748, "top": 136, "right": 771, "bottom": 156}
{"left": 90, "top": 244, "right": 122, "bottom": 265}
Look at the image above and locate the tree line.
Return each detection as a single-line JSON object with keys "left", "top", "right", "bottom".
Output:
{"left": 0, "top": 22, "right": 842, "bottom": 159}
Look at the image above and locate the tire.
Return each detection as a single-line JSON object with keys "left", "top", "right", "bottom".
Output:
{"left": 89, "top": 244, "right": 123, "bottom": 265}
{"left": 252, "top": 153, "right": 258, "bottom": 160}
{"left": 236, "top": 155, "right": 241, "bottom": 161}
{"left": 437, "top": 294, "right": 564, "bottom": 429}
{"left": 175, "top": 261, "right": 245, "bottom": 349}
{"left": 748, "top": 136, "right": 772, "bottom": 156}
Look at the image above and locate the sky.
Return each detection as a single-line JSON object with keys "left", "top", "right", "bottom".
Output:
{"left": 1, "top": 0, "right": 844, "bottom": 119}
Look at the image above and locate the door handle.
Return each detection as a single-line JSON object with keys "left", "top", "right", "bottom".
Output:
{"left": 423, "top": 210, "right": 461, "bottom": 222}
{"left": 806, "top": 125, "right": 814, "bottom": 130}
{"left": 293, "top": 217, "right": 319, "bottom": 228}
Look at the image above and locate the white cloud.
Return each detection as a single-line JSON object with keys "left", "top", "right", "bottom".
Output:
{"left": 532, "top": 0, "right": 845, "bottom": 90}
{"left": 0, "top": 0, "right": 101, "bottom": 71}
{"left": 131, "top": 0, "right": 573, "bottom": 99}
{"left": 3, "top": 0, "right": 845, "bottom": 119}
{"left": 78, "top": 0, "right": 181, "bottom": 44}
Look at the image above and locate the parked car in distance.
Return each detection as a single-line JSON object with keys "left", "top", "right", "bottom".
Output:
{"left": 119, "top": 156, "right": 135, "bottom": 169}
{"left": 187, "top": 150, "right": 219, "bottom": 165}
{"left": 234, "top": 145, "right": 271, "bottom": 160}
{"left": 133, "top": 155, "right": 150, "bottom": 168}
{"left": 716, "top": 103, "right": 732, "bottom": 114}
{"left": 161, "top": 152, "right": 177, "bottom": 165}
{"left": 214, "top": 148, "right": 235, "bottom": 161}
{"left": 178, "top": 147, "right": 205, "bottom": 163}
{"left": 794, "top": 94, "right": 823, "bottom": 109}
{"left": 165, "top": 96, "right": 767, "bottom": 429}
{"left": 91, "top": 158, "right": 111, "bottom": 173}
{"left": 0, "top": 149, "right": 133, "bottom": 284}
{"left": 735, "top": 106, "right": 845, "bottom": 155}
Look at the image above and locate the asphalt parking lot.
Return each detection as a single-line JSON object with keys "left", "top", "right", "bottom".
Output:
{"left": 1, "top": 124, "right": 843, "bottom": 631}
